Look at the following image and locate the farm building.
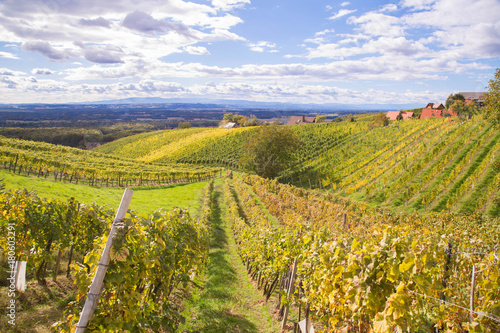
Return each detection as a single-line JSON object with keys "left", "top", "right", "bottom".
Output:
{"left": 459, "top": 92, "right": 486, "bottom": 107}
{"left": 222, "top": 122, "right": 236, "bottom": 129}
{"left": 425, "top": 103, "right": 445, "bottom": 110}
{"left": 287, "top": 116, "right": 316, "bottom": 125}
{"left": 420, "top": 109, "right": 458, "bottom": 119}
{"left": 386, "top": 111, "right": 414, "bottom": 120}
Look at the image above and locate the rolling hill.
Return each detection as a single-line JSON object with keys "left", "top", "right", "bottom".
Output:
{"left": 95, "top": 115, "right": 500, "bottom": 217}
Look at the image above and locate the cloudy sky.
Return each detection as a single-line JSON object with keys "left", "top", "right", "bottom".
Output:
{"left": 0, "top": 0, "right": 499, "bottom": 105}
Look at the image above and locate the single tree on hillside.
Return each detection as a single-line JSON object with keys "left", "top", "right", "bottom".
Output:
{"left": 445, "top": 93, "right": 465, "bottom": 109}
{"left": 484, "top": 68, "right": 500, "bottom": 127}
{"left": 451, "top": 100, "right": 479, "bottom": 119}
{"left": 368, "top": 111, "right": 389, "bottom": 129}
{"left": 239, "top": 125, "right": 301, "bottom": 178}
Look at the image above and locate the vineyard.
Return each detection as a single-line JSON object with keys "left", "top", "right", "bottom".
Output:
{"left": 0, "top": 136, "right": 222, "bottom": 187}
{"left": 1, "top": 114, "right": 500, "bottom": 332}
{"left": 95, "top": 116, "right": 500, "bottom": 217}
{"left": 94, "top": 126, "right": 255, "bottom": 168}
{"left": 0, "top": 180, "right": 214, "bottom": 332}
{"left": 224, "top": 174, "right": 500, "bottom": 332}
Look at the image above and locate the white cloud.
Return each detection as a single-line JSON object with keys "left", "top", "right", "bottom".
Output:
{"left": 211, "top": 0, "right": 250, "bottom": 11}
{"left": 401, "top": 0, "right": 500, "bottom": 59}
{"left": 329, "top": 9, "right": 357, "bottom": 20}
{"left": 79, "top": 17, "right": 112, "bottom": 28}
{"left": 304, "top": 36, "right": 431, "bottom": 59}
{"left": 0, "top": 0, "right": 497, "bottom": 105}
{"left": 315, "top": 29, "right": 335, "bottom": 36}
{"left": 304, "top": 29, "right": 336, "bottom": 45}
{"left": 0, "top": 0, "right": 245, "bottom": 65}
{"left": 21, "top": 41, "right": 75, "bottom": 61}
{"left": 348, "top": 12, "right": 405, "bottom": 37}
{"left": 0, "top": 51, "right": 19, "bottom": 59}
{"left": 380, "top": 4, "right": 398, "bottom": 12}
{"left": 31, "top": 68, "right": 54, "bottom": 75}
{"left": 121, "top": 11, "right": 194, "bottom": 38}
{"left": 400, "top": 0, "right": 435, "bottom": 11}
{"left": 248, "top": 41, "right": 278, "bottom": 53}
{"left": 0, "top": 76, "right": 450, "bottom": 105}
{"left": 184, "top": 46, "right": 211, "bottom": 55}
{"left": 0, "top": 68, "right": 25, "bottom": 76}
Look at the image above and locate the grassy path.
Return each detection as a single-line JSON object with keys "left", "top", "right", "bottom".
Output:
{"left": 179, "top": 187, "right": 280, "bottom": 332}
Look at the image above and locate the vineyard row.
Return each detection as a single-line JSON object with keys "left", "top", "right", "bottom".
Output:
{"left": 223, "top": 174, "right": 499, "bottom": 332}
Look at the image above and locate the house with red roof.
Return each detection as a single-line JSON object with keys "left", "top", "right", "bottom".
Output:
{"left": 287, "top": 116, "right": 316, "bottom": 125}
{"left": 420, "top": 102, "right": 458, "bottom": 119}
{"left": 425, "top": 103, "right": 445, "bottom": 110}
{"left": 420, "top": 108, "right": 457, "bottom": 119}
{"left": 386, "top": 111, "right": 414, "bottom": 121}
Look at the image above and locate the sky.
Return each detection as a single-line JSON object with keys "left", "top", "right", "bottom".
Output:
{"left": 0, "top": 0, "right": 499, "bottom": 105}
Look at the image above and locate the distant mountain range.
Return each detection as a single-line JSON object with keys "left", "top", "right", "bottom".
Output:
{"left": 77, "top": 97, "right": 422, "bottom": 111}
{"left": 0, "top": 97, "right": 423, "bottom": 111}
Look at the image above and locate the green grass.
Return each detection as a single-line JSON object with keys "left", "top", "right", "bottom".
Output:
{"left": 0, "top": 168, "right": 210, "bottom": 216}
{"left": 179, "top": 187, "right": 280, "bottom": 332}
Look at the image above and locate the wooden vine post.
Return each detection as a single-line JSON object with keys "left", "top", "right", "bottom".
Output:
{"left": 470, "top": 265, "right": 476, "bottom": 323}
{"left": 75, "top": 188, "right": 133, "bottom": 333}
{"left": 282, "top": 258, "right": 298, "bottom": 330}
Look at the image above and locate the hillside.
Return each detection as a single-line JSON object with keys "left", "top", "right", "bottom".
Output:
{"left": 2, "top": 115, "right": 500, "bottom": 332}
{"left": 0, "top": 135, "right": 222, "bottom": 187}
{"left": 94, "top": 126, "right": 257, "bottom": 167}
{"left": 96, "top": 116, "right": 500, "bottom": 217}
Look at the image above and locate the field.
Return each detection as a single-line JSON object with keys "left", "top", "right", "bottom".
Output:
{"left": 1, "top": 115, "right": 499, "bottom": 332}
{"left": 0, "top": 168, "right": 210, "bottom": 216}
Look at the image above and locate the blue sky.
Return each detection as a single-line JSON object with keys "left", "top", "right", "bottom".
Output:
{"left": 0, "top": 0, "right": 499, "bottom": 105}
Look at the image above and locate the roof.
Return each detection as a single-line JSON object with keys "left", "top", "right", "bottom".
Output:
{"left": 287, "top": 116, "right": 315, "bottom": 125}
{"left": 386, "top": 111, "right": 401, "bottom": 121}
{"left": 425, "top": 103, "right": 445, "bottom": 110}
{"left": 420, "top": 108, "right": 443, "bottom": 119}
{"left": 420, "top": 109, "right": 457, "bottom": 119}
{"left": 401, "top": 112, "right": 413, "bottom": 120}
{"left": 459, "top": 92, "right": 486, "bottom": 102}
{"left": 223, "top": 122, "right": 236, "bottom": 129}
{"left": 386, "top": 111, "right": 414, "bottom": 121}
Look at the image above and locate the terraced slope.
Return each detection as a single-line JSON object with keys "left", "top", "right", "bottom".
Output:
{"left": 288, "top": 117, "right": 500, "bottom": 217}
{"left": 95, "top": 126, "right": 256, "bottom": 167}
{"left": 0, "top": 136, "right": 221, "bottom": 186}
{"left": 95, "top": 116, "right": 500, "bottom": 216}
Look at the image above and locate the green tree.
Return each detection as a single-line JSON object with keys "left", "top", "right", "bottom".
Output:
{"left": 239, "top": 125, "right": 301, "bottom": 178}
{"left": 484, "top": 68, "right": 500, "bottom": 126}
{"left": 242, "top": 114, "right": 263, "bottom": 127}
{"left": 315, "top": 115, "right": 326, "bottom": 123}
{"left": 219, "top": 113, "right": 247, "bottom": 127}
{"left": 464, "top": 99, "right": 479, "bottom": 118}
{"left": 368, "top": 112, "right": 389, "bottom": 129}
{"left": 450, "top": 100, "right": 465, "bottom": 115}
{"left": 445, "top": 93, "right": 465, "bottom": 109}
{"left": 178, "top": 121, "right": 192, "bottom": 129}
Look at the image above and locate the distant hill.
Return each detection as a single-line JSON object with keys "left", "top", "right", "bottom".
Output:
{"left": 81, "top": 97, "right": 422, "bottom": 111}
